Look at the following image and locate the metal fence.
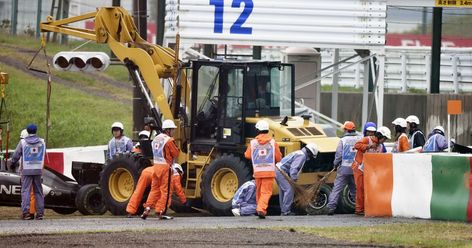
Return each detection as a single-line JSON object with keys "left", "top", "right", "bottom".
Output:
{"left": 319, "top": 46, "right": 472, "bottom": 93}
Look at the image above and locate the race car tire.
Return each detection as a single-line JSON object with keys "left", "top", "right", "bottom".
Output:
{"left": 75, "top": 184, "right": 107, "bottom": 215}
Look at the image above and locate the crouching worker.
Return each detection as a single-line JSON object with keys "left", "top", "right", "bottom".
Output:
{"left": 245, "top": 120, "right": 282, "bottom": 219}
{"left": 327, "top": 121, "right": 361, "bottom": 215}
{"left": 351, "top": 126, "right": 390, "bottom": 216}
{"left": 232, "top": 180, "right": 256, "bottom": 216}
{"left": 276, "top": 143, "right": 318, "bottom": 216}
{"left": 423, "top": 126, "right": 448, "bottom": 152}
{"left": 127, "top": 163, "right": 186, "bottom": 217}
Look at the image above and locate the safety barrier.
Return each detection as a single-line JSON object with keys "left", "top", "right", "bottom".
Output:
{"left": 364, "top": 153, "right": 472, "bottom": 222}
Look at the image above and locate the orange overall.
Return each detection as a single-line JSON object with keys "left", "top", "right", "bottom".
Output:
{"left": 245, "top": 134, "right": 282, "bottom": 215}
{"left": 144, "top": 133, "right": 179, "bottom": 214}
{"left": 352, "top": 136, "right": 383, "bottom": 214}
{"left": 127, "top": 167, "right": 186, "bottom": 214}
{"left": 393, "top": 133, "right": 410, "bottom": 153}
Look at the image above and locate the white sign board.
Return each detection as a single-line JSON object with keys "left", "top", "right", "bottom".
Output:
{"left": 165, "top": 0, "right": 387, "bottom": 49}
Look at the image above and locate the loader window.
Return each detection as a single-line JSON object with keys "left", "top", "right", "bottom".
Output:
{"left": 245, "top": 64, "right": 293, "bottom": 117}
{"left": 194, "top": 65, "right": 219, "bottom": 139}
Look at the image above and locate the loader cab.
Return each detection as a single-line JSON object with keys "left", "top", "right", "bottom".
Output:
{"left": 189, "top": 60, "right": 294, "bottom": 152}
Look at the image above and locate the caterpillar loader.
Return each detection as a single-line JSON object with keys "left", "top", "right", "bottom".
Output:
{"left": 40, "top": 7, "right": 343, "bottom": 216}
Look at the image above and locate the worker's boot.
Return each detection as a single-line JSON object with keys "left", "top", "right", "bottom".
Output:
{"left": 327, "top": 208, "right": 335, "bottom": 216}
{"left": 21, "top": 213, "right": 33, "bottom": 220}
{"left": 257, "top": 211, "right": 266, "bottom": 219}
{"left": 35, "top": 214, "right": 43, "bottom": 220}
{"left": 140, "top": 207, "right": 151, "bottom": 220}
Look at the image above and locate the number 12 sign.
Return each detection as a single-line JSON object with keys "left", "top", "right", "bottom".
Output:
{"left": 209, "top": 0, "right": 253, "bottom": 34}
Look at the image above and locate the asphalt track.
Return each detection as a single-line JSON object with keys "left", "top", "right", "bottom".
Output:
{"left": 0, "top": 214, "right": 418, "bottom": 235}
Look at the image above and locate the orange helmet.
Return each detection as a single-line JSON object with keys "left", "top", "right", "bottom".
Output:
{"left": 342, "top": 121, "right": 356, "bottom": 131}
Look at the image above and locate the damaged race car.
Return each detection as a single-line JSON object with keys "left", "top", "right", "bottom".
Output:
{"left": 0, "top": 160, "right": 107, "bottom": 216}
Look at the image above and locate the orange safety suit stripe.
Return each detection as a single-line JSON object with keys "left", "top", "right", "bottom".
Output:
{"left": 126, "top": 167, "right": 154, "bottom": 215}
{"left": 29, "top": 188, "right": 35, "bottom": 214}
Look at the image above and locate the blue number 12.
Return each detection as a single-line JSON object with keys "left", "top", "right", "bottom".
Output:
{"left": 210, "top": 0, "right": 253, "bottom": 35}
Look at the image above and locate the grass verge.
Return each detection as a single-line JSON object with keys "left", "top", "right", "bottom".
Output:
{"left": 296, "top": 222, "right": 472, "bottom": 248}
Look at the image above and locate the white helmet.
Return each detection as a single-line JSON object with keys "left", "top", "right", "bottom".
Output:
{"left": 138, "top": 130, "right": 150, "bottom": 139}
{"left": 20, "top": 129, "right": 28, "bottom": 139}
{"left": 406, "top": 115, "right": 420, "bottom": 125}
{"left": 255, "top": 120, "right": 269, "bottom": 131}
{"left": 392, "top": 118, "right": 407, "bottom": 128}
{"left": 172, "top": 163, "right": 183, "bottom": 174}
{"left": 377, "top": 126, "right": 392, "bottom": 140}
{"left": 304, "top": 143, "right": 319, "bottom": 158}
{"left": 111, "top": 122, "right": 124, "bottom": 130}
{"left": 433, "top": 126, "right": 445, "bottom": 133}
{"left": 162, "top": 119, "right": 177, "bottom": 129}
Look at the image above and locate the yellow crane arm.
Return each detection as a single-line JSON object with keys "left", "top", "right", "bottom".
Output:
{"left": 40, "top": 7, "right": 190, "bottom": 122}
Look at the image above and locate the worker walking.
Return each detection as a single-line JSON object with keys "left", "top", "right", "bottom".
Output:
{"left": 423, "top": 126, "right": 448, "bottom": 152}
{"left": 10, "top": 124, "right": 46, "bottom": 220}
{"left": 327, "top": 121, "right": 361, "bottom": 215}
{"left": 406, "top": 115, "right": 425, "bottom": 149}
{"left": 232, "top": 180, "right": 257, "bottom": 216}
{"left": 141, "top": 119, "right": 180, "bottom": 219}
{"left": 107, "top": 122, "right": 133, "bottom": 159}
{"left": 275, "top": 143, "right": 318, "bottom": 216}
{"left": 244, "top": 120, "right": 282, "bottom": 219}
{"left": 391, "top": 118, "right": 410, "bottom": 153}
{"left": 352, "top": 126, "right": 390, "bottom": 215}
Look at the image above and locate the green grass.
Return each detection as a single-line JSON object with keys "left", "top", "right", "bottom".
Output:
{"left": 297, "top": 222, "right": 472, "bottom": 248}
{"left": 0, "top": 63, "right": 132, "bottom": 148}
{"left": 0, "top": 32, "right": 129, "bottom": 83}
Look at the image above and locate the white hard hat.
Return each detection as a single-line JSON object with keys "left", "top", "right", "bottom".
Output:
{"left": 377, "top": 126, "right": 392, "bottom": 140}
{"left": 162, "top": 119, "right": 177, "bottom": 129}
{"left": 406, "top": 115, "right": 420, "bottom": 125}
{"left": 138, "top": 130, "right": 150, "bottom": 139}
{"left": 111, "top": 122, "right": 124, "bottom": 130}
{"left": 392, "top": 118, "right": 407, "bottom": 128}
{"left": 255, "top": 120, "right": 269, "bottom": 131}
{"left": 433, "top": 126, "right": 445, "bottom": 133}
{"left": 172, "top": 163, "right": 183, "bottom": 174}
{"left": 304, "top": 143, "right": 319, "bottom": 157}
{"left": 20, "top": 129, "right": 28, "bottom": 139}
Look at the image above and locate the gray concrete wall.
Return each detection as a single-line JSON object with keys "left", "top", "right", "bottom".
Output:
{"left": 316, "top": 92, "right": 472, "bottom": 145}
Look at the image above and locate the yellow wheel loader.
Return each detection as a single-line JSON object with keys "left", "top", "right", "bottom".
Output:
{"left": 39, "top": 7, "right": 341, "bottom": 216}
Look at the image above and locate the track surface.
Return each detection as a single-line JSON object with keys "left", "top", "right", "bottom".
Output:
{"left": 0, "top": 215, "right": 417, "bottom": 247}
{"left": 0, "top": 214, "right": 417, "bottom": 235}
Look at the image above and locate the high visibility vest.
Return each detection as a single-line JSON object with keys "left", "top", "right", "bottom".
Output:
{"left": 392, "top": 133, "right": 408, "bottom": 153}
{"left": 250, "top": 139, "right": 276, "bottom": 173}
{"left": 21, "top": 139, "right": 46, "bottom": 171}
{"left": 340, "top": 134, "right": 362, "bottom": 167}
{"left": 423, "top": 133, "right": 444, "bottom": 152}
{"left": 409, "top": 130, "right": 424, "bottom": 148}
{"left": 152, "top": 133, "right": 171, "bottom": 165}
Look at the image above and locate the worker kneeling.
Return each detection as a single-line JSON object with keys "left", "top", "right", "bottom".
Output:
{"left": 231, "top": 180, "right": 257, "bottom": 216}
{"left": 276, "top": 143, "right": 318, "bottom": 216}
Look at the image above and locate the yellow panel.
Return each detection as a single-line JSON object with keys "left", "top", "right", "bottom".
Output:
{"left": 299, "top": 137, "right": 339, "bottom": 153}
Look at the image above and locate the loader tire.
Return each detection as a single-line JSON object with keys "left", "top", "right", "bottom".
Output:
{"left": 201, "top": 154, "right": 252, "bottom": 216}
{"left": 100, "top": 153, "right": 140, "bottom": 215}
{"left": 75, "top": 184, "right": 107, "bottom": 215}
{"left": 305, "top": 184, "right": 332, "bottom": 215}
{"left": 339, "top": 185, "right": 355, "bottom": 214}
